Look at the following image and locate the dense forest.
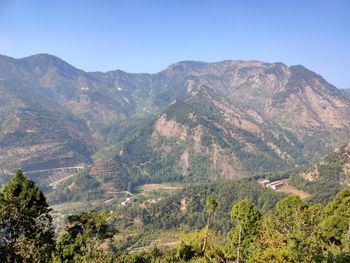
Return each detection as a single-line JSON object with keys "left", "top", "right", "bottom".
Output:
{"left": 122, "top": 179, "right": 285, "bottom": 234}
{"left": 1, "top": 170, "right": 350, "bottom": 262}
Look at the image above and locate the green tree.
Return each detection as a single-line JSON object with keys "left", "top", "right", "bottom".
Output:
{"left": 0, "top": 169, "right": 54, "bottom": 262}
{"left": 54, "top": 211, "right": 118, "bottom": 262}
{"left": 256, "top": 196, "right": 323, "bottom": 262}
{"left": 177, "top": 240, "right": 196, "bottom": 261}
{"left": 224, "top": 199, "right": 261, "bottom": 262}
{"left": 201, "top": 196, "right": 218, "bottom": 255}
{"left": 179, "top": 230, "right": 225, "bottom": 262}
{"left": 316, "top": 189, "right": 350, "bottom": 260}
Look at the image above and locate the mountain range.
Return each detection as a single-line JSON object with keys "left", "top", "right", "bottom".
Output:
{"left": 0, "top": 54, "right": 349, "bottom": 199}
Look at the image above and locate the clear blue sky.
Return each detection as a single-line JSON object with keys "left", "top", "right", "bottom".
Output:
{"left": 0, "top": 0, "right": 349, "bottom": 88}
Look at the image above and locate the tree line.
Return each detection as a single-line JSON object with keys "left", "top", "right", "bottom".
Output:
{"left": 0, "top": 170, "right": 349, "bottom": 262}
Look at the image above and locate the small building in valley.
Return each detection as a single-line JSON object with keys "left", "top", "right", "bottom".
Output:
{"left": 258, "top": 178, "right": 270, "bottom": 186}
{"left": 266, "top": 181, "right": 285, "bottom": 190}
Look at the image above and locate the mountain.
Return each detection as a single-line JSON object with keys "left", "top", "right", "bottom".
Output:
{"left": 0, "top": 55, "right": 93, "bottom": 175}
{"left": 341, "top": 88, "right": 350, "bottom": 100}
{"left": 289, "top": 141, "right": 350, "bottom": 203}
{"left": 90, "top": 61, "right": 350, "bottom": 193}
{"left": 0, "top": 54, "right": 350, "bottom": 197}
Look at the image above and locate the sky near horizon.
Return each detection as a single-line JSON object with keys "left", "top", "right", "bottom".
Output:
{"left": 0, "top": 0, "right": 349, "bottom": 89}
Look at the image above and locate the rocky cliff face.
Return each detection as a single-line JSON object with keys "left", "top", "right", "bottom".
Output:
{"left": 164, "top": 61, "right": 349, "bottom": 130}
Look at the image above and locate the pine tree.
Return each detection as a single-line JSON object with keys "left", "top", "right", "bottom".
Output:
{"left": 224, "top": 199, "right": 261, "bottom": 262}
{"left": 201, "top": 195, "right": 218, "bottom": 255}
{"left": 0, "top": 169, "right": 54, "bottom": 262}
{"left": 54, "top": 211, "right": 118, "bottom": 262}
{"left": 256, "top": 196, "right": 323, "bottom": 262}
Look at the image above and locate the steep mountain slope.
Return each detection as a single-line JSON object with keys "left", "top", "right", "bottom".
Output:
{"left": 147, "top": 61, "right": 350, "bottom": 164}
{"left": 289, "top": 141, "right": 350, "bottom": 203}
{"left": 91, "top": 93, "right": 306, "bottom": 192}
{"left": 0, "top": 55, "right": 93, "bottom": 175}
{"left": 91, "top": 62, "right": 350, "bottom": 191}
{"left": 0, "top": 54, "right": 155, "bottom": 176}
{"left": 0, "top": 54, "right": 349, "bottom": 195}
{"left": 161, "top": 61, "right": 349, "bottom": 129}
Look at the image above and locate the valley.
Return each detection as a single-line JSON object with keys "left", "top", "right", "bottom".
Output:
{"left": 1, "top": 53, "right": 350, "bottom": 256}
{"left": 1, "top": 1, "right": 349, "bottom": 261}
{"left": 0, "top": 54, "right": 348, "bottom": 263}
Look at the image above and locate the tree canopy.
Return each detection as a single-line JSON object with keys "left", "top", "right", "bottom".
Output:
{"left": 0, "top": 169, "right": 54, "bottom": 262}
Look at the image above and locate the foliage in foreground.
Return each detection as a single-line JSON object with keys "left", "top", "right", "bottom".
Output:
{"left": 0, "top": 170, "right": 54, "bottom": 262}
{"left": 0, "top": 171, "right": 350, "bottom": 262}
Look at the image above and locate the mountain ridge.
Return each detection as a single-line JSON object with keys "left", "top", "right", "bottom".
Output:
{"left": 3, "top": 53, "right": 328, "bottom": 77}
{"left": 0, "top": 53, "right": 349, "bottom": 198}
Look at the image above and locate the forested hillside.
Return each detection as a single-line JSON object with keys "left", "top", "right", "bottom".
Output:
{"left": 289, "top": 142, "right": 350, "bottom": 203}
{"left": 125, "top": 179, "right": 285, "bottom": 234}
